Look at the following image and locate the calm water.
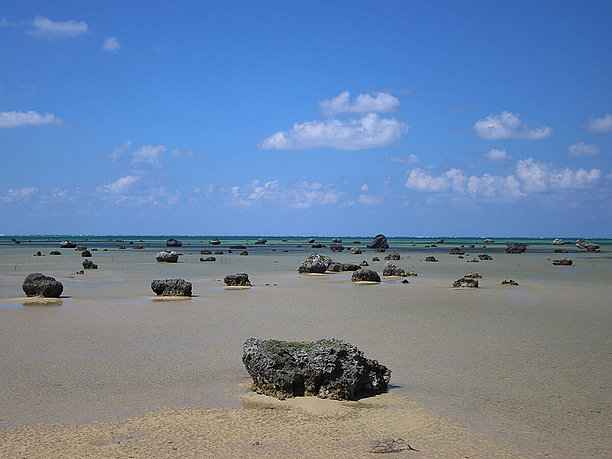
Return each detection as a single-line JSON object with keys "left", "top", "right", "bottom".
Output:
{"left": 0, "top": 235, "right": 610, "bottom": 456}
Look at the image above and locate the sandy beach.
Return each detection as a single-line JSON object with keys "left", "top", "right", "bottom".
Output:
{"left": 0, "top": 236, "right": 610, "bottom": 457}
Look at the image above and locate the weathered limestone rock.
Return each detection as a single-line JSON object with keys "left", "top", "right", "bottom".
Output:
{"left": 166, "top": 238, "right": 182, "bottom": 247}
{"left": 425, "top": 256, "right": 438, "bottom": 262}
{"left": 506, "top": 243, "right": 527, "bottom": 254}
{"left": 60, "top": 240, "right": 76, "bottom": 248}
{"left": 298, "top": 253, "right": 333, "bottom": 274}
{"left": 242, "top": 338, "right": 391, "bottom": 400}
{"left": 552, "top": 258, "right": 573, "bottom": 266}
{"left": 384, "top": 251, "right": 400, "bottom": 260}
{"left": 22, "top": 273, "right": 63, "bottom": 298}
{"left": 367, "top": 234, "right": 389, "bottom": 250}
{"left": 351, "top": 269, "right": 381, "bottom": 283}
{"left": 383, "top": 262, "right": 406, "bottom": 277}
{"left": 453, "top": 277, "right": 478, "bottom": 288}
{"left": 350, "top": 247, "right": 362, "bottom": 254}
{"left": 151, "top": 278, "right": 192, "bottom": 296}
{"left": 575, "top": 239, "right": 599, "bottom": 251}
{"left": 156, "top": 250, "right": 179, "bottom": 263}
{"left": 501, "top": 279, "right": 519, "bottom": 286}
{"left": 326, "top": 262, "right": 361, "bottom": 272}
{"left": 82, "top": 259, "right": 98, "bottom": 269}
{"left": 224, "top": 272, "right": 251, "bottom": 286}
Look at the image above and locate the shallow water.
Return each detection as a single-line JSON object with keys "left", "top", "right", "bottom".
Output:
{"left": 0, "top": 236, "right": 610, "bottom": 456}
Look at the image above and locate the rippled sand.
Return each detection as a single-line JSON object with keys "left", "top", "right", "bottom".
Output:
{"left": 0, "top": 237, "right": 610, "bottom": 457}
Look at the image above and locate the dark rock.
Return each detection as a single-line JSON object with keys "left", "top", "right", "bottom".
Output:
{"left": 478, "top": 254, "right": 493, "bottom": 260}
{"left": 133, "top": 245, "right": 144, "bottom": 249}
{"left": 60, "top": 240, "right": 76, "bottom": 248}
{"left": 353, "top": 241, "right": 361, "bottom": 244}
{"left": 240, "top": 251, "right": 249, "bottom": 256}
{"left": 327, "top": 262, "right": 361, "bottom": 272}
{"left": 367, "top": 234, "right": 389, "bottom": 250}
{"left": 242, "top": 338, "right": 391, "bottom": 400}
{"left": 330, "top": 243, "right": 344, "bottom": 252}
{"left": 118, "top": 245, "right": 126, "bottom": 249}
{"left": 307, "top": 238, "right": 315, "bottom": 244}
{"left": 406, "top": 271, "right": 418, "bottom": 277}
{"left": 298, "top": 253, "right": 333, "bottom": 274}
{"left": 483, "top": 238, "right": 495, "bottom": 243}
{"left": 436, "top": 238, "right": 444, "bottom": 244}
{"left": 22, "top": 273, "right": 63, "bottom": 298}
{"left": 384, "top": 251, "right": 400, "bottom": 260}
{"left": 49, "top": 251, "right": 61, "bottom": 255}
{"left": 554, "top": 249, "right": 568, "bottom": 253}
{"left": 210, "top": 238, "right": 221, "bottom": 245}
{"left": 166, "top": 238, "right": 182, "bottom": 247}
{"left": 34, "top": 251, "right": 42, "bottom": 256}
{"left": 332, "top": 238, "right": 343, "bottom": 243}
{"left": 351, "top": 269, "right": 381, "bottom": 283}
{"left": 360, "top": 260, "right": 369, "bottom": 266}
{"left": 506, "top": 243, "right": 527, "bottom": 254}
{"left": 350, "top": 247, "right": 362, "bottom": 254}
{"left": 201, "top": 249, "right": 213, "bottom": 254}
{"left": 81, "top": 250, "right": 92, "bottom": 257}
{"left": 449, "top": 248, "right": 465, "bottom": 255}
{"left": 464, "top": 273, "right": 481, "bottom": 278}
{"left": 224, "top": 272, "right": 251, "bottom": 286}
{"left": 383, "top": 262, "right": 405, "bottom": 277}
{"left": 552, "top": 258, "right": 573, "bottom": 266}
{"left": 230, "top": 245, "right": 246, "bottom": 250}
{"left": 200, "top": 257, "right": 216, "bottom": 262}
{"left": 151, "top": 278, "right": 192, "bottom": 296}
{"left": 255, "top": 238, "right": 267, "bottom": 244}
{"left": 76, "top": 246, "right": 88, "bottom": 251}
{"left": 214, "top": 251, "right": 224, "bottom": 255}
{"left": 374, "top": 248, "right": 386, "bottom": 253}
{"left": 82, "top": 259, "right": 98, "bottom": 269}
{"left": 312, "top": 242, "right": 324, "bottom": 249}
{"left": 402, "top": 279, "right": 410, "bottom": 284}
{"left": 453, "top": 277, "right": 478, "bottom": 288}
{"left": 575, "top": 239, "right": 599, "bottom": 251}
{"left": 156, "top": 250, "right": 179, "bottom": 263}
{"left": 425, "top": 256, "right": 438, "bottom": 262}
{"left": 372, "top": 257, "right": 380, "bottom": 262}
{"left": 501, "top": 279, "right": 519, "bottom": 286}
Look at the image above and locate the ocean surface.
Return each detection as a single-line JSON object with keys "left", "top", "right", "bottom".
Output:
{"left": 1, "top": 235, "right": 610, "bottom": 456}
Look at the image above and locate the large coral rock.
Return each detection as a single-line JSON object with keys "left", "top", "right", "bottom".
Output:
{"left": 351, "top": 269, "right": 381, "bottom": 282}
{"left": 506, "top": 243, "right": 527, "bottom": 254}
{"left": 453, "top": 277, "right": 479, "bottom": 288}
{"left": 224, "top": 272, "right": 251, "bottom": 286}
{"left": 156, "top": 250, "right": 179, "bottom": 262}
{"left": 298, "top": 253, "right": 333, "bottom": 274}
{"left": 166, "top": 238, "right": 183, "bottom": 247}
{"left": 242, "top": 338, "right": 391, "bottom": 400}
{"left": 59, "top": 240, "right": 76, "bottom": 248}
{"left": 151, "top": 278, "right": 192, "bottom": 296}
{"left": 367, "top": 234, "right": 389, "bottom": 250}
{"left": 22, "top": 273, "right": 63, "bottom": 298}
{"left": 383, "top": 262, "right": 406, "bottom": 277}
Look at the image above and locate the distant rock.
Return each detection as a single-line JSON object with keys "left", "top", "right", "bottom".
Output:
{"left": 478, "top": 254, "right": 493, "bottom": 260}
{"left": 425, "top": 256, "right": 438, "bottom": 262}
{"left": 384, "top": 251, "right": 401, "bottom": 260}
{"left": 372, "top": 257, "right": 380, "bottom": 262}
{"left": 34, "top": 251, "right": 42, "bottom": 256}
{"left": 22, "top": 273, "right": 63, "bottom": 298}
{"left": 156, "top": 250, "right": 179, "bottom": 263}
{"left": 133, "top": 245, "right": 144, "bottom": 249}
{"left": 383, "top": 262, "right": 406, "bottom": 277}
{"left": 200, "top": 257, "right": 216, "bottom": 262}
{"left": 214, "top": 251, "right": 224, "bottom": 255}
{"left": 575, "top": 239, "right": 599, "bottom": 252}
{"left": 367, "top": 234, "right": 389, "bottom": 250}
{"left": 360, "top": 260, "right": 369, "bottom": 266}
{"left": 506, "top": 243, "right": 527, "bottom": 254}
{"left": 551, "top": 238, "right": 565, "bottom": 245}
{"left": 453, "top": 277, "right": 478, "bottom": 288}
{"left": 210, "top": 238, "right": 221, "bottom": 245}
{"left": 224, "top": 272, "right": 251, "bottom": 287}
{"left": 332, "top": 238, "right": 343, "bottom": 243}
{"left": 350, "top": 247, "right": 362, "bottom": 254}
{"left": 330, "top": 243, "right": 344, "bottom": 252}
{"left": 230, "top": 245, "right": 246, "bottom": 250}
{"left": 240, "top": 251, "right": 249, "bottom": 256}
{"left": 255, "top": 238, "right": 267, "bottom": 244}
{"left": 82, "top": 259, "right": 98, "bottom": 269}
{"left": 463, "top": 273, "right": 482, "bottom": 278}
{"left": 554, "top": 248, "right": 568, "bottom": 253}
{"left": 552, "top": 258, "right": 573, "bottom": 266}
{"left": 298, "top": 253, "right": 333, "bottom": 274}
{"left": 166, "top": 238, "right": 182, "bottom": 247}
{"left": 406, "top": 271, "right": 418, "bottom": 277}
{"left": 307, "top": 238, "right": 315, "bottom": 244}
{"left": 118, "top": 245, "right": 126, "bottom": 249}
{"left": 60, "top": 240, "right": 76, "bottom": 248}
{"left": 501, "top": 279, "right": 519, "bottom": 286}
{"left": 449, "top": 248, "right": 465, "bottom": 255}
{"left": 483, "top": 238, "right": 495, "bottom": 243}
{"left": 81, "top": 250, "right": 92, "bottom": 257}
{"left": 327, "top": 262, "right": 361, "bottom": 272}
{"left": 76, "top": 246, "right": 88, "bottom": 251}
{"left": 49, "top": 251, "right": 61, "bottom": 255}
{"left": 151, "top": 278, "right": 192, "bottom": 296}
{"left": 242, "top": 337, "right": 391, "bottom": 400}
{"left": 201, "top": 249, "right": 213, "bottom": 254}
{"left": 401, "top": 279, "right": 410, "bottom": 284}
{"left": 311, "top": 242, "right": 324, "bottom": 249}
{"left": 351, "top": 269, "right": 381, "bottom": 283}
{"left": 436, "top": 238, "right": 444, "bottom": 244}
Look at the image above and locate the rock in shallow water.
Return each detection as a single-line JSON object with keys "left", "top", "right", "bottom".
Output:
{"left": 224, "top": 272, "right": 251, "bottom": 286}
{"left": 151, "top": 278, "right": 192, "bottom": 296}
{"left": 242, "top": 338, "right": 391, "bottom": 400}
{"left": 22, "top": 273, "right": 63, "bottom": 298}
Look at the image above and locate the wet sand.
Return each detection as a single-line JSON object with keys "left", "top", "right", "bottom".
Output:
{"left": 0, "top": 237, "right": 610, "bottom": 457}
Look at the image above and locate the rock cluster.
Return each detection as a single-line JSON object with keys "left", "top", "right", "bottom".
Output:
{"left": 575, "top": 239, "right": 599, "bottom": 252}
{"left": 224, "top": 273, "right": 251, "bottom": 286}
{"left": 502, "top": 279, "right": 519, "bottom": 286}
{"left": 384, "top": 251, "right": 400, "bottom": 260}
{"left": 552, "top": 258, "right": 573, "bottom": 266}
{"left": 156, "top": 250, "right": 179, "bottom": 263}
{"left": 383, "top": 262, "right": 406, "bottom": 277}
{"left": 151, "top": 278, "right": 192, "bottom": 296}
{"left": 22, "top": 273, "right": 63, "bottom": 298}
{"left": 453, "top": 277, "right": 478, "bottom": 288}
{"left": 242, "top": 338, "right": 391, "bottom": 400}
{"left": 327, "top": 262, "right": 361, "bottom": 272}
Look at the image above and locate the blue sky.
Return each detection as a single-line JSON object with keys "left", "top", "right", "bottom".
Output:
{"left": 1, "top": 1, "right": 611, "bottom": 237}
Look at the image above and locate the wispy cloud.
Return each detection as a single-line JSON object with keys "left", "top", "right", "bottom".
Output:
{"left": 261, "top": 113, "right": 408, "bottom": 150}
{"left": 581, "top": 113, "right": 612, "bottom": 134}
{"left": 389, "top": 154, "right": 419, "bottom": 164}
{"left": 567, "top": 142, "right": 600, "bottom": 157}
{"left": 131, "top": 144, "right": 166, "bottom": 167}
{"left": 484, "top": 148, "right": 513, "bottom": 162}
{"left": 0, "top": 110, "right": 60, "bottom": 128}
{"left": 1, "top": 187, "right": 37, "bottom": 203}
{"left": 474, "top": 111, "right": 553, "bottom": 140}
{"left": 102, "top": 37, "right": 121, "bottom": 52}
{"left": 228, "top": 179, "right": 341, "bottom": 209}
{"left": 319, "top": 91, "right": 399, "bottom": 116}
{"left": 27, "top": 16, "right": 88, "bottom": 37}
{"left": 97, "top": 175, "right": 139, "bottom": 197}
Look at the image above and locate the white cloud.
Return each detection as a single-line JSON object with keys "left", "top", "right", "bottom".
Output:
{"left": 108, "top": 140, "right": 133, "bottom": 161}
{"left": 485, "top": 148, "right": 513, "bottom": 162}
{"left": 171, "top": 148, "right": 198, "bottom": 157}
{"left": 0, "top": 110, "right": 59, "bottom": 128}
{"left": 40, "top": 187, "right": 72, "bottom": 203}
{"left": 261, "top": 113, "right": 408, "bottom": 150}
{"left": 567, "top": 142, "right": 600, "bottom": 157}
{"left": 405, "top": 169, "right": 450, "bottom": 193}
{"left": 97, "top": 175, "right": 139, "bottom": 196}
{"left": 229, "top": 179, "right": 341, "bottom": 209}
{"left": 1, "top": 187, "right": 37, "bottom": 203}
{"left": 131, "top": 144, "right": 166, "bottom": 166}
{"left": 360, "top": 184, "right": 369, "bottom": 192}
{"left": 319, "top": 91, "right": 400, "bottom": 116}
{"left": 516, "top": 158, "right": 601, "bottom": 192}
{"left": 389, "top": 154, "right": 419, "bottom": 164}
{"left": 581, "top": 114, "right": 612, "bottom": 134}
{"left": 102, "top": 37, "right": 121, "bottom": 52}
{"left": 358, "top": 194, "right": 382, "bottom": 205}
{"left": 28, "top": 16, "right": 88, "bottom": 37}
{"left": 474, "top": 111, "right": 553, "bottom": 140}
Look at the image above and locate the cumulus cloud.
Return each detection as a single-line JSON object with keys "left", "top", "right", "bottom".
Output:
{"left": 97, "top": 175, "right": 139, "bottom": 196}
{"left": 389, "top": 154, "right": 419, "bottom": 164}
{"left": 1, "top": 187, "right": 37, "bottom": 203}
{"left": 567, "top": 142, "right": 600, "bottom": 157}
{"left": 484, "top": 148, "right": 513, "bottom": 162}
{"left": 515, "top": 158, "right": 601, "bottom": 192}
{"left": 474, "top": 111, "right": 552, "bottom": 140}
{"left": 261, "top": 113, "right": 408, "bottom": 150}
{"left": 28, "top": 16, "right": 88, "bottom": 37}
{"left": 131, "top": 144, "right": 166, "bottom": 166}
{"left": 319, "top": 91, "right": 400, "bottom": 116}
{"left": 0, "top": 110, "right": 59, "bottom": 128}
{"left": 102, "top": 37, "right": 121, "bottom": 52}
{"left": 229, "top": 179, "right": 341, "bottom": 209}
{"left": 581, "top": 114, "right": 612, "bottom": 134}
